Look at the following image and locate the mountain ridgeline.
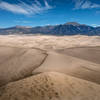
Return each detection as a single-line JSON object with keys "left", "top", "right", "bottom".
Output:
{"left": 0, "top": 22, "right": 100, "bottom": 35}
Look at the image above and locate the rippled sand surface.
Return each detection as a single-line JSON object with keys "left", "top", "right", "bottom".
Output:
{"left": 0, "top": 35, "right": 100, "bottom": 100}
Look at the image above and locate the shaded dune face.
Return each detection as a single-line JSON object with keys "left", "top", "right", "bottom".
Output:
{"left": 0, "top": 72, "right": 100, "bottom": 100}
{"left": 0, "top": 46, "right": 47, "bottom": 86}
{"left": 56, "top": 47, "right": 100, "bottom": 84}
{"left": 57, "top": 47, "right": 100, "bottom": 64}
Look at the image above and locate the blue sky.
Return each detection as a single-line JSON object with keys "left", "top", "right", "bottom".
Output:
{"left": 0, "top": 0, "right": 100, "bottom": 28}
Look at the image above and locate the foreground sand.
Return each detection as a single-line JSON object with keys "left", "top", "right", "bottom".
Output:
{"left": 1, "top": 72, "right": 100, "bottom": 100}
{"left": 0, "top": 35, "right": 100, "bottom": 100}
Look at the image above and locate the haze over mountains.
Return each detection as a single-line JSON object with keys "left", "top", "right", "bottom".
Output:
{"left": 0, "top": 22, "right": 100, "bottom": 35}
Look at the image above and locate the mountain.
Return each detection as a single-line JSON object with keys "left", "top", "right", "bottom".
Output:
{"left": 64, "top": 22, "right": 81, "bottom": 26}
{"left": 0, "top": 22, "right": 100, "bottom": 35}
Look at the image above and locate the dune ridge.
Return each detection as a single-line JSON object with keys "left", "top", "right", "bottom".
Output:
{"left": 1, "top": 72, "right": 100, "bottom": 100}
{"left": 0, "top": 35, "right": 100, "bottom": 100}
{"left": 0, "top": 46, "right": 47, "bottom": 86}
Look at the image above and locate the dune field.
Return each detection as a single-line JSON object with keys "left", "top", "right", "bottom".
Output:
{"left": 0, "top": 35, "right": 100, "bottom": 100}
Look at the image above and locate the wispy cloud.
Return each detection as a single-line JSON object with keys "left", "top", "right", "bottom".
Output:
{"left": 0, "top": 0, "right": 53, "bottom": 15}
{"left": 74, "top": 0, "right": 100, "bottom": 9}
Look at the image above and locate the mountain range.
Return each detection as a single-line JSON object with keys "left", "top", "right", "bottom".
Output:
{"left": 0, "top": 22, "right": 100, "bottom": 35}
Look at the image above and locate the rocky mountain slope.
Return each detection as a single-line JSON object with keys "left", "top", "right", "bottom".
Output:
{"left": 0, "top": 22, "right": 100, "bottom": 35}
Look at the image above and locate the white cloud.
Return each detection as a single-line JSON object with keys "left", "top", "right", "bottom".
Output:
{"left": 91, "top": 24, "right": 100, "bottom": 27}
{"left": 44, "top": 0, "right": 52, "bottom": 9}
{"left": 0, "top": 0, "right": 53, "bottom": 15}
{"left": 74, "top": 0, "right": 100, "bottom": 9}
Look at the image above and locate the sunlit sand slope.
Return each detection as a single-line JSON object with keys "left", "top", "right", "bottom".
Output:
{"left": 34, "top": 51, "right": 100, "bottom": 84}
{"left": 0, "top": 72, "right": 100, "bottom": 100}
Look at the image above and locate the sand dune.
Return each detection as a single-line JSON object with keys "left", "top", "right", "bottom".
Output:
{"left": 0, "top": 35, "right": 100, "bottom": 100}
{"left": 0, "top": 46, "right": 47, "bottom": 86}
{"left": 0, "top": 35, "right": 100, "bottom": 50}
{"left": 33, "top": 50, "right": 100, "bottom": 84}
{"left": 0, "top": 72, "right": 100, "bottom": 100}
{"left": 57, "top": 46, "right": 100, "bottom": 64}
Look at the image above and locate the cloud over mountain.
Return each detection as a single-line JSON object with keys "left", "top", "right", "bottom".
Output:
{"left": 74, "top": 0, "right": 100, "bottom": 9}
